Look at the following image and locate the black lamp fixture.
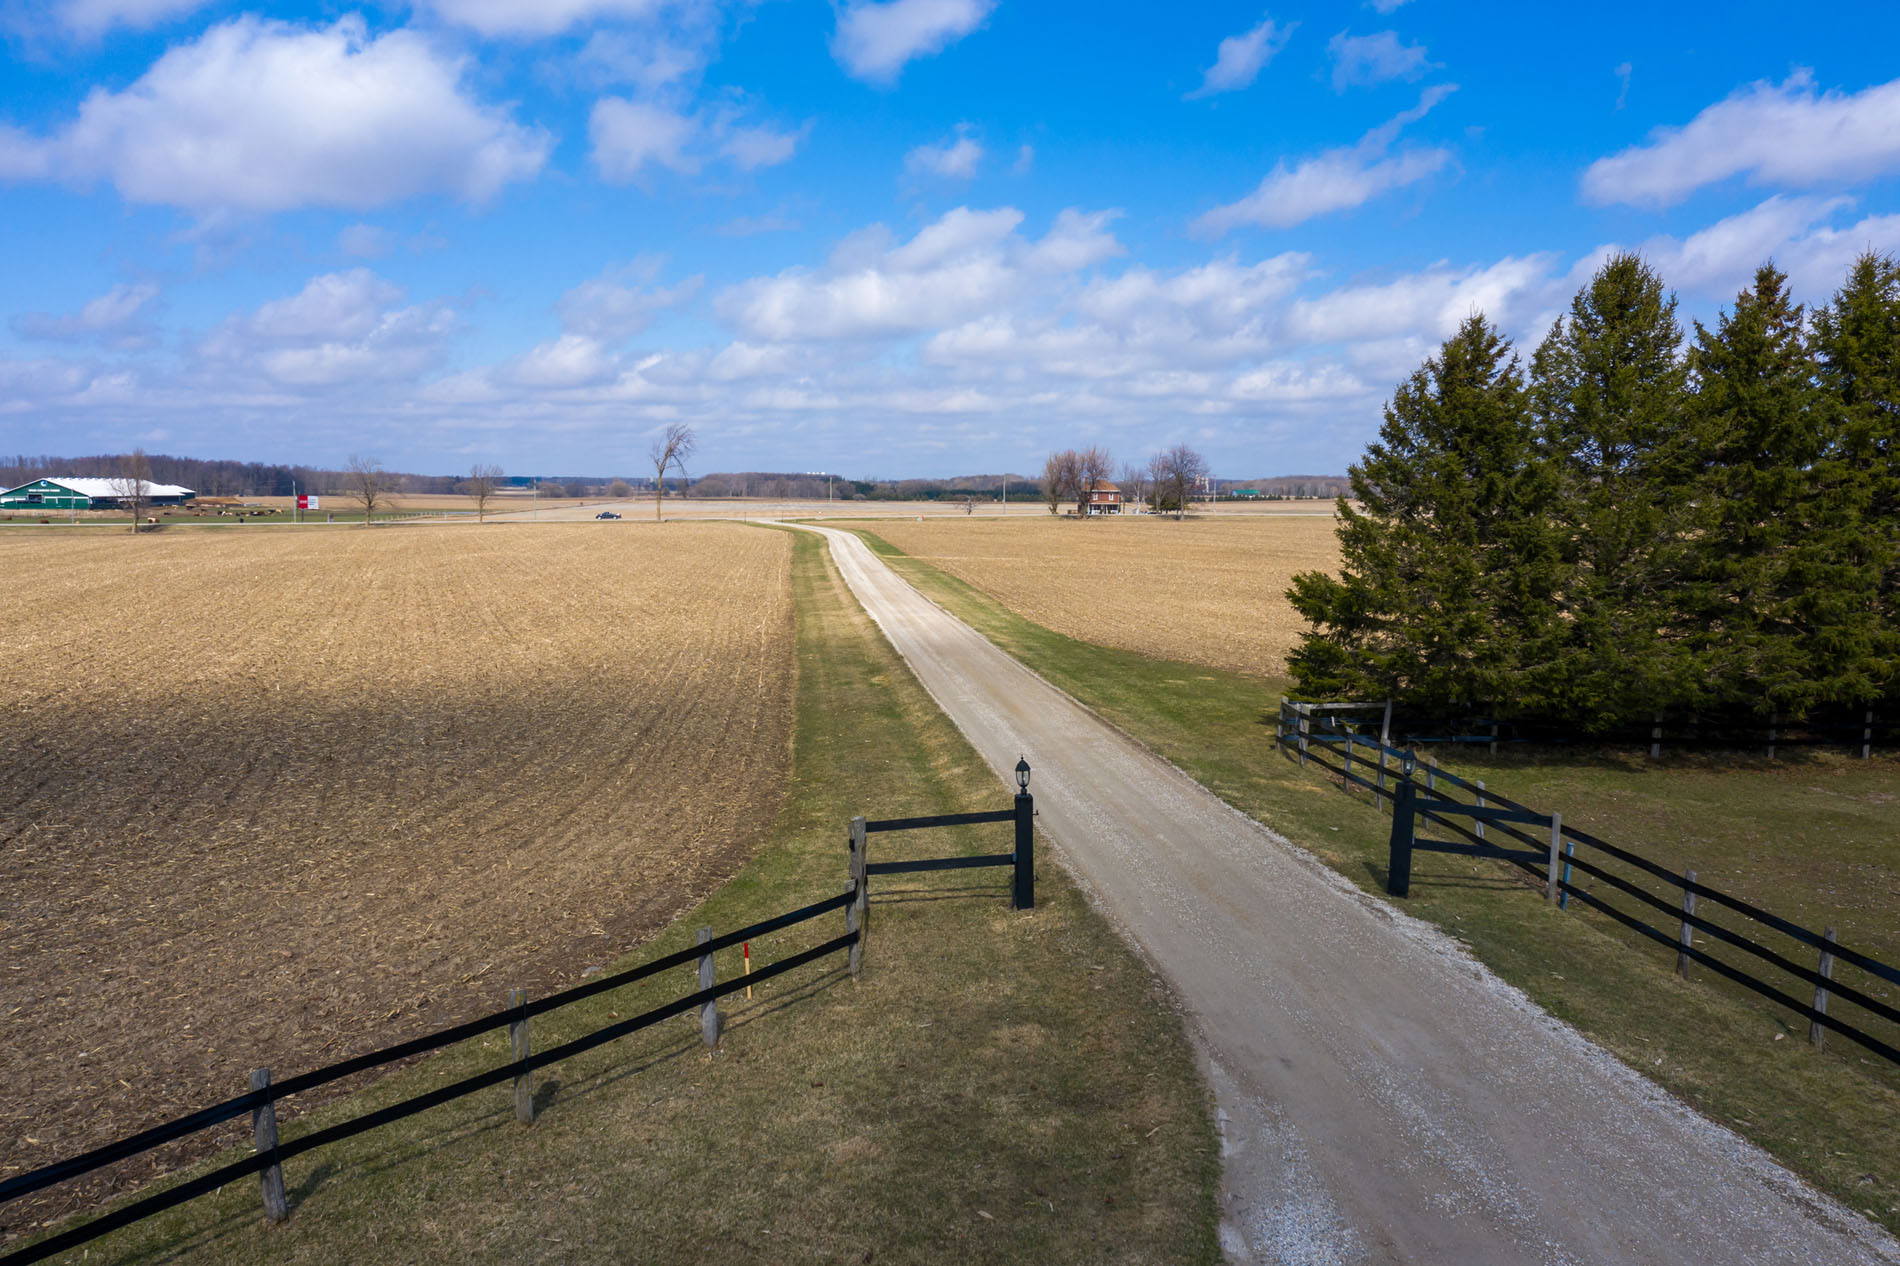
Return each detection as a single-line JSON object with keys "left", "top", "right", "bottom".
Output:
{"left": 1015, "top": 756, "right": 1031, "bottom": 793}
{"left": 1401, "top": 747, "right": 1418, "bottom": 779}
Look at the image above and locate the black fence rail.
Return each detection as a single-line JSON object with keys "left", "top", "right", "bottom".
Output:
{"left": 1276, "top": 700, "right": 1900, "bottom": 1073}
{"left": 1, "top": 771, "right": 1039, "bottom": 1266}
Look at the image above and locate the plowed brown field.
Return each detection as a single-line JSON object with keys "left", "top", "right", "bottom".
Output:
{"left": 862, "top": 514, "right": 1340, "bottom": 675}
{"left": 0, "top": 524, "right": 793, "bottom": 1223}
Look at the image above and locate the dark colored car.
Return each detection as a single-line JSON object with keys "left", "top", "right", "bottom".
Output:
{"left": 595, "top": 510, "right": 621, "bottom": 520}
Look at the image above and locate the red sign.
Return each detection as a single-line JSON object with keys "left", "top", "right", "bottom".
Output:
{"left": 297, "top": 495, "right": 309, "bottom": 510}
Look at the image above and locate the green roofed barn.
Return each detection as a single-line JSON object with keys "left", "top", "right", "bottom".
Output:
{"left": 0, "top": 477, "right": 196, "bottom": 510}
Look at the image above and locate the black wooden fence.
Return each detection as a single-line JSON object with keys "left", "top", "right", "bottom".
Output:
{"left": 0, "top": 781, "right": 1037, "bottom": 1266}
{"left": 1276, "top": 699, "right": 1900, "bottom": 1071}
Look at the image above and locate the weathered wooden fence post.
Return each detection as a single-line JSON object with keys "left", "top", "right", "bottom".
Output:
{"left": 1810, "top": 927, "right": 1837, "bottom": 1049}
{"left": 1544, "top": 812, "right": 1564, "bottom": 903}
{"left": 249, "top": 1068, "right": 288, "bottom": 1224}
{"left": 1424, "top": 755, "right": 1436, "bottom": 793}
{"left": 1386, "top": 779, "right": 1416, "bottom": 897}
{"left": 847, "top": 816, "right": 867, "bottom": 978}
{"left": 1767, "top": 713, "right": 1778, "bottom": 760}
{"left": 1474, "top": 780, "right": 1486, "bottom": 841}
{"left": 1013, "top": 789, "right": 1036, "bottom": 910}
{"left": 508, "top": 988, "right": 534, "bottom": 1123}
{"left": 1344, "top": 730, "right": 1354, "bottom": 782}
{"left": 1297, "top": 704, "right": 1310, "bottom": 768}
{"left": 697, "top": 928, "right": 720, "bottom": 1049}
{"left": 1649, "top": 712, "right": 1663, "bottom": 760}
{"left": 1864, "top": 711, "right": 1875, "bottom": 761}
{"left": 1559, "top": 839, "right": 1574, "bottom": 911}
{"left": 1677, "top": 870, "right": 1697, "bottom": 978}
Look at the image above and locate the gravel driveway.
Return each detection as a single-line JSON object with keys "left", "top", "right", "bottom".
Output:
{"left": 795, "top": 523, "right": 1900, "bottom": 1266}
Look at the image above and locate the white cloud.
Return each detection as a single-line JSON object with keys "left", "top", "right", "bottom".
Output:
{"left": 420, "top": 0, "right": 667, "bottom": 38}
{"left": 1195, "top": 84, "right": 1455, "bottom": 234}
{"left": 575, "top": 31, "right": 707, "bottom": 92}
{"left": 1284, "top": 254, "right": 1557, "bottom": 345}
{"left": 1367, "top": 0, "right": 1410, "bottom": 11}
{"left": 556, "top": 264, "right": 703, "bottom": 341}
{"left": 1618, "top": 195, "right": 1900, "bottom": 301}
{"left": 199, "top": 269, "right": 456, "bottom": 387}
{"left": 13, "top": 282, "right": 161, "bottom": 349}
{"left": 590, "top": 100, "right": 807, "bottom": 180}
{"left": 58, "top": 0, "right": 207, "bottom": 36}
{"left": 512, "top": 334, "right": 621, "bottom": 388}
{"left": 721, "top": 122, "right": 809, "bottom": 170}
{"left": 0, "top": 17, "right": 548, "bottom": 214}
{"left": 1582, "top": 70, "right": 1900, "bottom": 209}
{"left": 1328, "top": 29, "right": 1432, "bottom": 91}
{"left": 831, "top": 0, "right": 994, "bottom": 85}
{"left": 1186, "top": 15, "right": 1295, "bottom": 100}
{"left": 720, "top": 205, "right": 1128, "bottom": 341}
{"left": 1013, "top": 143, "right": 1034, "bottom": 173}
{"left": 905, "top": 127, "right": 984, "bottom": 179}
{"left": 590, "top": 98, "right": 697, "bottom": 179}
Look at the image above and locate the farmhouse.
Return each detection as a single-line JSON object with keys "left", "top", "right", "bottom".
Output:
{"left": 0, "top": 477, "right": 197, "bottom": 510}
{"left": 1083, "top": 479, "right": 1123, "bottom": 515}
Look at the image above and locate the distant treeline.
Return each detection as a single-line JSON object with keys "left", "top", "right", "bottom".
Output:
{"left": 1290, "top": 251, "right": 1900, "bottom": 732}
{"left": 0, "top": 454, "right": 463, "bottom": 497}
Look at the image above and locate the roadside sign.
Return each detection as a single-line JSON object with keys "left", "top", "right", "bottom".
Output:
{"left": 298, "top": 495, "right": 320, "bottom": 510}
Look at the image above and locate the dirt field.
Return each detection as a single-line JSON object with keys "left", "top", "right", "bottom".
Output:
{"left": 860, "top": 514, "right": 1342, "bottom": 675}
{"left": 0, "top": 524, "right": 794, "bottom": 1223}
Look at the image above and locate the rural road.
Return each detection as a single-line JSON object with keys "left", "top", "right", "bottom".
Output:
{"left": 793, "top": 523, "right": 1900, "bottom": 1266}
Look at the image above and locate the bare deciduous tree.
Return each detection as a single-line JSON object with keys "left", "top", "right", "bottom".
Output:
{"left": 459, "top": 463, "right": 503, "bottom": 523}
{"left": 608, "top": 479, "right": 631, "bottom": 498}
{"left": 1076, "top": 445, "right": 1114, "bottom": 516}
{"left": 111, "top": 447, "right": 152, "bottom": 534}
{"left": 1118, "top": 459, "right": 1151, "bottom": 514}
{"left": 649, "top": 423, "right": 696, "bottom": 521}
{"left": 344, "top": 455, "right": 391, "bottom": 526}
{"left": 1150, "top": 443, "right": 1209, "bottom": 519}
{"left": 1041, "top": 449, "right": 1081, "bottom": 515}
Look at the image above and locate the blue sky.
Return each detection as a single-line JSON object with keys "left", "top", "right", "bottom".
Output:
{"left": 3, "top": 0, "right": 1899, "bottom": 479}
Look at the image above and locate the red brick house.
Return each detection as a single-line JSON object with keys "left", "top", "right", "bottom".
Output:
{"left": 1083, "top": 479, "right": 1123, "bottom": 515}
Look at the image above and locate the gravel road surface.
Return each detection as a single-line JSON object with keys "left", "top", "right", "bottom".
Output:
{"left": 795, "top": 523, "right": 1900, "bottom": 1266}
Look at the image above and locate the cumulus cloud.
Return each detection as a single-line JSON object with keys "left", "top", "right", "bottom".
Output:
{"left": 718, "top": 205, "right": 1123, "bottom": 341}
{"left": 590, "top": 99, "right": 807, "bottom": 180}
{"left": 832, "top": 0, "right": 994, "bottom": 85}
{"left": 1194, "top": 84, "right": 1456, "bottom": 234}
{"left": 1582, "top": 70, "right": 1900, "bottom": 209}
{"left": 590, "top": 98, "right": 697, "bottom": 178}
{"left": 1186, "top": 15, "right": 1295, "bottom": 100}
{"left": 0, "top": 17, "right": 548, "bottom": 214}
{"left": 1284, "top": 253, "right": 1557, "bottom": 346}
{"left": 1328, "top": 29, "right": 1432, "bottom": 90}
{"left": 13, "top": 282, "right": 161, "bottom": 350}
{"left": 419, "top": 0, "right": 668, "bottom": 38}
{"left": 905, "top": 126, "right": 984, "bottom": 179}
{"left": 556, "top": 263, "right": 703, "bottom": 341}
{"left": 1618, "top": 195, "right": 1900, "bottom": 300}
{"left": 199, "top": 269, "right": 456, "bottom": 387}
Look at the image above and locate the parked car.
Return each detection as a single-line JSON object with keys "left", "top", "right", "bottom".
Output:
{"left": 595, "top": 510, "right": 621, "bottom": 520}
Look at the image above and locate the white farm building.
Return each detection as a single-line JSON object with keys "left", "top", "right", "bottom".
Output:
{"left": 0, "top": 477, "right": 197, "bottom": 510}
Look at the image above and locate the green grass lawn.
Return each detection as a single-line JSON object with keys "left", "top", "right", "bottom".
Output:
{"left": 849, "top": 525, "right": 1900, "bottom": 1236}
{"left": 10, "top": 528, "right": 1219, "bottom": 1266}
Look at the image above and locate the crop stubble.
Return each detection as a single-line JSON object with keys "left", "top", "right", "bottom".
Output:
{"left": 863, "top": 514, "right": 1341, "bottom": 676}
{"left": 0, "top": 524, "right": 793, "bottom": 1225}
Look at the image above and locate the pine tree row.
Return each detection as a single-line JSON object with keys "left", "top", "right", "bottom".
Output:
{"left": 1288, "top": 251, "right": 1900, "bottom": 732}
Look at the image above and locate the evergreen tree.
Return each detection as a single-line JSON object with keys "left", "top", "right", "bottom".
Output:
{"left": 1812, "top": 251, "right": 1900, "bottom": 707}
{"left": 1530, "top": 253, "right": 1691, "bottom": 729}
{"left": 1681, "top": 263, "right": 1843, "bottom": 714}
{"left": 1288, "top": 315, "right": 1560, "bottom": 713}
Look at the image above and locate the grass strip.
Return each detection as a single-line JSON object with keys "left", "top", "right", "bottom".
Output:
{"left": 8, "top": 528, "right": 1219, "bottom": 1266}
{"left": 848, "top": 525, "right": 1900, "bottom": 1237}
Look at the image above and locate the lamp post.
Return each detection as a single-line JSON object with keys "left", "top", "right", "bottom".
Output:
{"left": 1012, "top": 757, "right": 1034, "bottom": 910}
